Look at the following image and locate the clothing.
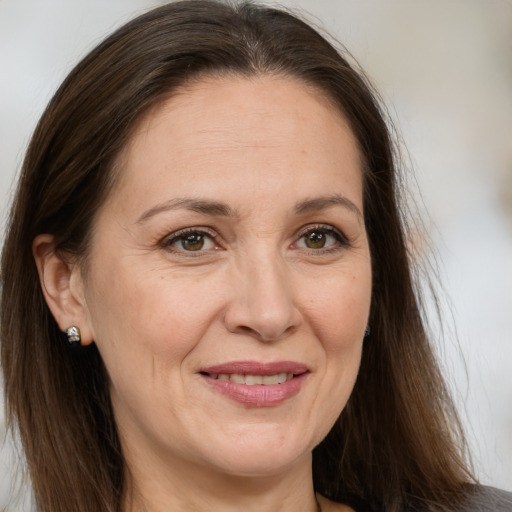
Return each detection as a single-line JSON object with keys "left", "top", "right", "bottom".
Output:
{"left": 456, "top": 485, "right": 512, "bottom": 512}
{"left": 339, "top": 485, "right": 512, "bottom": 511}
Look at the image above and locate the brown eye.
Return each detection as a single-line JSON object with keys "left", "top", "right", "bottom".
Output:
{"left": 167, "top": 230, "right": 216, "bottom": 252}
{"left": 294, "top": 225, "right": 346, "bottom": 252}
{"left": 304, "top": 231, "right": 327, "bottom": 249}
{"left": 180, "top": 233, "right": 205, "bottom": 251}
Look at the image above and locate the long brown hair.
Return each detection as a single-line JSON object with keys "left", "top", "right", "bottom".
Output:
{"left": 1, "top": 1, "right": 473, "bottom": 511}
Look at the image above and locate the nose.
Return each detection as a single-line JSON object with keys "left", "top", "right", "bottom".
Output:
{"left": 223, "top": 255, "right": 302, "bottom": 342}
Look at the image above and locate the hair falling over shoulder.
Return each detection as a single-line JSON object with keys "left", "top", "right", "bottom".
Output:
{"left": 1, "top": 2, "right": 474, "bottom": 511}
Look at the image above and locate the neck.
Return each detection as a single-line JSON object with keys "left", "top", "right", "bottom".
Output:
{"left": 123, "top": 452, "right": 320, "bottom": 512}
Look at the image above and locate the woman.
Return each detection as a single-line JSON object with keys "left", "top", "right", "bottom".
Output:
{"left": 1, "top": 1, "right": 510, "bottom": 511}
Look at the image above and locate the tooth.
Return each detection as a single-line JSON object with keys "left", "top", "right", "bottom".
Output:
{"left": 213, "top": 373, "right": 295, "bottom": 385}
{"left": 276, "top": 373, "right": 287, "bottom": 384}
{"left": 245, "top": 375, "right": 263, "bottom": 385}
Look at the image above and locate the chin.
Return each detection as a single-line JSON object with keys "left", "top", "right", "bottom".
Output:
{"left": 214, "top": 450, "right": 311, "bottom": 479}
{"left": 197, "top": 425, "right": 318, "bottom": 478}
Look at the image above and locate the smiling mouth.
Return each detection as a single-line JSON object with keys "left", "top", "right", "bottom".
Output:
{"left": 198, "top": 361, "right": 309, "bottom": 406}
{"left": 201, "top": 372, "right": 295, "bottom": 385}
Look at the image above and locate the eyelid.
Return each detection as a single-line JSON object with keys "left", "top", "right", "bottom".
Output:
{"left": 293, "top": 223, "right": 350, "bottom": 250}
{"left": 159, "top": 223, "right": 350, "bottom": 256}
{"left": 160, "top": 226, "right": 221, "bottom": 253}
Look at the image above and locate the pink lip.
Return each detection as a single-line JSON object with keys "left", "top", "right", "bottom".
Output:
{"left": 199, "top": 360, "right": 309, "bottom": 407}
{"left": 200, "top": 360, "right": 309, "bottom": 376}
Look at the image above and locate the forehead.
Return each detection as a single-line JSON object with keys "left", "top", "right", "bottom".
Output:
{"left": 110, "top": 75, "right": 363, "bottom": 214}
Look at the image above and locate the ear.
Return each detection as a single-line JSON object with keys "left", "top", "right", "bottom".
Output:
{"left": 33, "top": 234, "right": 94, "bottom": 346}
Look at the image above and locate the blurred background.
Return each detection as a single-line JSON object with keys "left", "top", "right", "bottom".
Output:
{"left": 1, "top": 0, "right": 511, "bottom": 508}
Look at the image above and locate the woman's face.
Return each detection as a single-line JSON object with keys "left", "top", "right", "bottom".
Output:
{"left": 80, "top": 76, "right": 372, "bottom": 478}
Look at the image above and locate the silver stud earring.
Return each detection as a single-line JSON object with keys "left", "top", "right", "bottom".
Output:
{"left": 364, "top": 325, "right": 371, "bottom": 337}
{"left": 65, "top": 326, "right": 81, "bottom": 346}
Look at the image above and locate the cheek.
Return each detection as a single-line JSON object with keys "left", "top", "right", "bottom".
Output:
{"left": 304, "top": 264, "right": 371, "bottom": 349}
{"left": 304, "top": 265, "right": 370, "bottom": 420}
{"left": 84, "top": 258, "right": 225, "bottom": 363}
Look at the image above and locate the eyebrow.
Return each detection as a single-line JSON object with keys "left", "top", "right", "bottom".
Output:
{"left": 294, "top": 194, "right": 362, "bottom": 219}
{"left": 136, "top": 193, "right": 362, "bottom": 224}
{"left": 136, "top": 198, "right": 237, "bottom": 224}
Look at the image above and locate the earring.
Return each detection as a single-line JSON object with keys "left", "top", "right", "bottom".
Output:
{"left": 65, "top": 326, "right": 81, "bottom": 346}
{"left": 364, "top": 325, "right": 371, "bottom": 337}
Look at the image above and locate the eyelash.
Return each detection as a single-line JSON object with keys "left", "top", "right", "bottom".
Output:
{"left": 161, "top": 227, "right": 220, "bottom": 256}
{"left": 161, "top": 224, "right": 349, "bottom": 256}
{"left": 294, "top": 224, "right": 350, "bottom": 254}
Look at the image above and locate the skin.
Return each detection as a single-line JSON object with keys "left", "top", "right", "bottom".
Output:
{"left": 34, "top": 75, "right": 371, "bottom": 512}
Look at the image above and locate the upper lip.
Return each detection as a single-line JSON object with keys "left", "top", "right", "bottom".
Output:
{"left": 199, "top": 361, "right": 309, "bottom": 376}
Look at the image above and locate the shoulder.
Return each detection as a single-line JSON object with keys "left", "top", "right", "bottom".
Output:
{"left": 317, "top": 486, "right": 512, "bottom": 512}
{"left": 455, "top": 485, "right": 512, "bottom": 512}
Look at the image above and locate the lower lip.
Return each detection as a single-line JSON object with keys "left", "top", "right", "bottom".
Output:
{"left": 201, "top": 373, "right": 308, "bottom": 407}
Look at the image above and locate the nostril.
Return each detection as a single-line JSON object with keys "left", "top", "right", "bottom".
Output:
{"left": 222, "top": 284, "right": 302, "bottom": 342}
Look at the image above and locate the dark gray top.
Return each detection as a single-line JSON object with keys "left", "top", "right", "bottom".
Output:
{"left": 457, "top": 486, "right": 512, "bottom": 512}
{"left": 338, "top": 485, "right": 512, "bottom": 511}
